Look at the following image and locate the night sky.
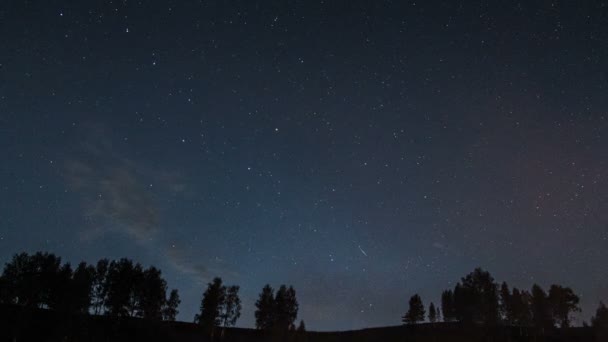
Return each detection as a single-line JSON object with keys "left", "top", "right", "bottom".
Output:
{"left": 1, "top": 0, "right": 607, "bottom": 331}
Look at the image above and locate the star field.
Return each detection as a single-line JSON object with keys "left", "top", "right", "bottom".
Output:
{"left": 1, "top": 0, "right": 607, "bottom": 331}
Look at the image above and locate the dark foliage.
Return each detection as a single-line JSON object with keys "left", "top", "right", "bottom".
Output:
{"left": 428, "top": 302, "right": 437, "bottom": 323}
{"left": 255, "top": 284, "right": 276, "bottom": 330}
{"left": 436, "top": 268, "right": 581, "bottom": 334}
{"left": 163, "top": 289, "right": 180, "bottom": 321}
{"left": 254, "top": 284, "right": 299, "bottom": 332}
{"left": 531, "top": 284, "right": 554, "bottom": 331}
{"left": 441, "top": 289, "right": 456, "bottom": 322}
{"left": 195, "top": 277, "right": 242, "bottom": 337}
{"left": 547, "top": 284, "right": 580, "bottom": 328}
{"left": 0, "top": 252, "right": 179, "bottom": 321}
{"left": 402, "top": 294, "right": 425, "bottom": 324}
{"left": 454, "top": 268, "right": 499, "bottom": 324}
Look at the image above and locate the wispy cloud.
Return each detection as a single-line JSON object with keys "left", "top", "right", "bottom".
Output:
{"left": 66, "top": 158, "right": 159, "bottom": 243}
{"left": 64, "top": 123, "right": 237, "bottom": 282}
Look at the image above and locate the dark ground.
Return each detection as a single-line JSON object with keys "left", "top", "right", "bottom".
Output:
{"left": 0, "top": 304, "right": 600, "bottom": 342}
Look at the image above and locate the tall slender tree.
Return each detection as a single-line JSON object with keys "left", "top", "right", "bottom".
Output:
{"left": 220, "top": 285, "right": 242, "bottom": 328}
{"left": 163, "top": 289, "right": 180, "bottom": 321}
{"left": 592, "top": 302, "right": 608, "bottom": 328}
{"left": 255, "top": 285, "right": 276, "bottom": 330}
{"left": 441, "top": 289, "right": 455, "bottom": 322}
{"left": 139, "top": 266, "right": 167, "bottom": 320}
{"left": 511, "top": 288, "right": 532, "bottom": 326}
{"left": 71, "top": 262, "right": 95, "bottom": 314}
{"left": 275, "top": 285, "right": 299, "bottom": 331}
{"left": 428, "top": 302, "right": 437, "bottom": 323}
{"left": 196, "top": 277, "right": 226, "bottom": 331}
{"left": 531, "top": 284, "right": 554, "bottom": 331}
{"left": 92, "top": 259, "right": 109, "bottom": 315}
{"left": 499, "top": 282, "right": 512, "bottom": 324}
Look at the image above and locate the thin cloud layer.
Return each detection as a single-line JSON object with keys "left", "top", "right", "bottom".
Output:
{"left": 66, "top": 159, "right": 159, "bottom": 242}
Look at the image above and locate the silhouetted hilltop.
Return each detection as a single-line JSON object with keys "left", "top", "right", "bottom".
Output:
{"left": 0, "top": 303, "right": 600, "bottom": 342}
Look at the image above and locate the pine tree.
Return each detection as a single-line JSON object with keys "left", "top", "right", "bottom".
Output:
{"left": 297, "top": 320, "right": 306, "bottom": 332}
{"left": 402, "top": 294, "right": 425, "bottom": 324}
{"left": 428, "top": 302, "right": 437, "bottom": 323}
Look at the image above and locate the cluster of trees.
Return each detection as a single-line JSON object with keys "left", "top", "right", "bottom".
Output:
{"left": 0, "top": 252, "right": 180, "bottom": 321}
{"left": 255, "top": 284, "right": 304, "bottom": 332}
{"left": 193, "top": 279, "right": 304, "bottom": 337}
{"left": 402, "top": 267, "right": 608, "bottom": 331}
{"left": 0, "top": 251, "right": 306, "bottom": 335}
{"left": 194, "top": 277, "right": 242, "bottom": 337}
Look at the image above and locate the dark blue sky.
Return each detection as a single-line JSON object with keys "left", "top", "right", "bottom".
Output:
{"left": 1, "top": 0, "right": 607, "bottom": 331}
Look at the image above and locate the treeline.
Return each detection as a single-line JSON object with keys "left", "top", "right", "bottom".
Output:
{"left": 2, "top": 252, "right": 607, "bottom": 336}
{"left": 0, "top": 252, "right": 180, "bottom": 320}
{"left": 402, "top": 267, "right": 608, "bottom": 331}
{"left": 0, "top": 251, "right": 305, "bottom": 337}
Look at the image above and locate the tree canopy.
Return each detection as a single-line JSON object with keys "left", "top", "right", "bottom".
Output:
{"left": 0, "top": 252, "right": 179, "bottom": 321}
{"left": 254, "top": 284, "right": 299, "bottom": 331}
{"left": 402, "top": 294, "right": 425, "bottom": 324}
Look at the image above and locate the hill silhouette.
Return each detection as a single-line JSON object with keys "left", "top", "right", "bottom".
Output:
{"left": 0, "top": 303, "right": 599, "bottom": 342}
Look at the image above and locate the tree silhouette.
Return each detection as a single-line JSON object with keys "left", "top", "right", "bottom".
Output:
{"left": 453, "top": 283, "right": 471, "bottom": 322}
{"left": 297, "top": 320, "right": 306, "bottom": 332}
{"left": 139, "top": 266, "right": 167, "bottom": 320}
{"left": 71, "top": 262, "right": 95, "bottom": 314}
{"left": 593, "top": 302, "right": 608, "bottom": 341}
{"left": 92, "top": 258, "right": 109, "bottom": 315}
{"left": 255, "top": 284, "right": 276, "bottom": 330}
{"left": 428, "top": 302, "right": 437, "bottom": 323}
{"left": 104, "top": 258, "right": 143, "bottom": 317}
{"left": 499, "top": 282, "right": 512, "bottom": 324}
{"left": 592, "top": 302, "right": 608, "bottom": 327}
{"left": 220, "top": 285, "right": 242, "bottom": 328}
{"left": 592, "top": 301, "right": 608, "bottom": 340}
{"left": 547, "top": 284, "right": 580, "bottom": 328}
{"left": 0, "top": 252, "right": 64, "bottom": 309}
{"left": 47, "top": 262, "right": 73, "bottom": 312}
{"left": 510, "top": 288, "right": 532, "bottom": 326}
{"left": 163, "top": 289, "right": 181, "bottom": 321}
{"left": 531, "top": 284, "right": 554, "bottom": 331}
{"left": 275, "top": 285, "right": 299, "bottom": 331}
{"left": 454, "top": 268, "right": 499, "bottom": 324}
{"left": 0, "top": 252, "right": 179, "bottom": 322}
{"left": 402, "top": 294, "right": 425, "bottom": 324}
{"left": 195, "top": 277, "right": 226, "bottom": 331}
{"left": 441, "top": 289, "right": 456, "bottom": 322}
